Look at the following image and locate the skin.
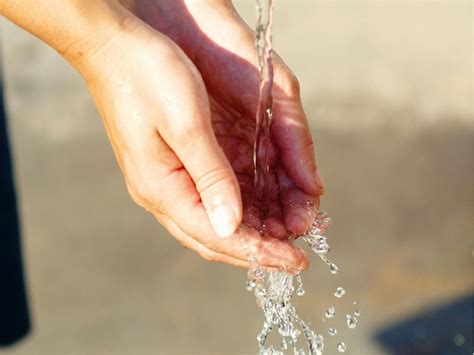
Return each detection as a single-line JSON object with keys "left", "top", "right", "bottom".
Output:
{"left": 1, "top": 0, "right": 324, "bottom": 271}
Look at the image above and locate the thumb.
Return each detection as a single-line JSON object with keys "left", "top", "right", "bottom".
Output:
{"left": 159, "top": 89, "right": 242, "bottom": 239}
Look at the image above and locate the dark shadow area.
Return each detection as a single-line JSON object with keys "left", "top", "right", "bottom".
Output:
{"left": 1, "top": 2, "right": 473, "bottom": 354}
{"left": 375, "top": 293, "right": 473, "bottom": 355}
{"left": 0, "top": 70, "right": 30, "bottom": 347}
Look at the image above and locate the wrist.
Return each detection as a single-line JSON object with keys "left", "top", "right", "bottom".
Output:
{"left": 58, "top": 4, "right": 140, "bottom": 73}
{"left": 65, "top": 13, "right": 142, "bottom": 76}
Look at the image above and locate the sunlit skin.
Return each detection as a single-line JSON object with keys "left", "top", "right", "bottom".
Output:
{"left": 2, "top": 0, "right": 324, "bottom": 270}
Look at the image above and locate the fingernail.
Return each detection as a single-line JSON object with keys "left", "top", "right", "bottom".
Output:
{"left": 209, "top": 205, "right": 237, "bottom": 238}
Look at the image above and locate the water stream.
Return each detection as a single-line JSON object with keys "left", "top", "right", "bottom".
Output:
{"left": 245, "top": 1, "right": 360, "bottom": 354}
{"left": 253, "top": 0, "right": 275, "bottom": 216}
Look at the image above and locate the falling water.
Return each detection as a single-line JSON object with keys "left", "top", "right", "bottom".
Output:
{"left": 247, "top": 213, "right": 343, "bottom": 354}
{"left": 253, "top": 0, "right": 274, "bottom": 215}
{"left": 245, "top": 1, "right": 360, "bottom": 354}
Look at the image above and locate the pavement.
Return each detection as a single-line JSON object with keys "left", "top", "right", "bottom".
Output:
{"left": 1, "top": 1, "right": 472, "bottom": 354}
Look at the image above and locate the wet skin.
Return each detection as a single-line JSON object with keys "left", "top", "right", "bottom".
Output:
{"left": 2, "top": 0, "right": 324, "bottom": 270}
{"left": 118, "top": 1, "right": 325, "bottom": 268}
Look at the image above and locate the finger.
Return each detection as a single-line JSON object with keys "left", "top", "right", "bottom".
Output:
{"left": 156, "top": 214, "right": 250, "bottom": 268}
{"left": 156, "top": 203, "right": 308, "bottom": 271}
{"left": 271, "top": 60, "right": 325, "bottom": 197}
{"left": 277, "top": 166, "right": 319, "bottom": 235}
{"left": 168, "top": 203, "right": 308, "bottom": 271}
{"left": 168, "top": 7, "right": 325, "bottom": 197}
{"left": 157, "top": 64, "right": 242, "bottom": 239}
{"left": 126, "top": 130, "right": 307, "bottom": 271}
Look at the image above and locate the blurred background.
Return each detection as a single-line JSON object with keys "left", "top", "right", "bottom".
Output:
{"left": 1, "top": 0, "right": 472, "bottom": 354}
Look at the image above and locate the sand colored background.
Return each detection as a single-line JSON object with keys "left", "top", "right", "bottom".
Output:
{"left": 1, "top": 1, "right": 472, "bottom": 354}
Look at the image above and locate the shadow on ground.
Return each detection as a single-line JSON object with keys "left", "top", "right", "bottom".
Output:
{"left": 375, "top": 293, "right": 473, "bottom": 355}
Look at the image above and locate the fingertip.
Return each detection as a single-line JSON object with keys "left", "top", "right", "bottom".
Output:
{"left": 287, "top": 244, "right": 309, "bottom": 271}
{"left": 208, "top": 204, "right": 239, "bottom": 238}
{"left": 298, "top": 251, "right": 309, "bottom": 271}
{"left": 284, "top": 208, "right": 314, "bottom": 235}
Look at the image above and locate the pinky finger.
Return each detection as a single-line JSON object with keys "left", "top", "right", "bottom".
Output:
{"left": 155, "top": 214, "right": 251, "bottom": 268}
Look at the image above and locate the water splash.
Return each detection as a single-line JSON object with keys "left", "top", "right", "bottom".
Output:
{"left": 337, "top": 342, "right": 347, "bottom": 353}
{"left": 246, "top": 212, "right": 343, "bottom": 354}
{"left": 248, "top": 270, "right": 325, "bottom": 355}
{"left": 346, "top": 314, "right": 359, "bottom": 329}
{"left": 334, "top": 287, "right": 346, "bottom": 298}
{"left": 324, "top": 307, "right": 336, "bottom": 319}
{"left": 246, "top": 1, "right": 360, "bottom": 353}
{"left": 295, "top": 273, "right": 306, "bottom": 296}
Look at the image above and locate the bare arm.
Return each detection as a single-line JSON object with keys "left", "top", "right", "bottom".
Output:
{"left": 0, "top": 0, "right": 315, "bottom": 271}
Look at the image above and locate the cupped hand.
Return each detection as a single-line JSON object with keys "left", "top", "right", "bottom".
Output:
{"left": 77, "top": 1, "right": 324, "bottom": 270}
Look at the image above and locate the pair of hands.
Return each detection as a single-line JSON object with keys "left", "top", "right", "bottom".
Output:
{"left": 79, "top": 0, "right": 325, "bottom": 270}
{"left": 6, "top": 0, "right": 325, "bottom": 270}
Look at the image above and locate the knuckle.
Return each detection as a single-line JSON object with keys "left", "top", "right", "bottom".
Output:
{"left": 286, "top": 74, "right": 301, "bottom": 97}
{"left": 195, "top": 167, "right": 234, "bottom": 197}
{"left": 169, "top": 112, "right": 208, "bottom": 142}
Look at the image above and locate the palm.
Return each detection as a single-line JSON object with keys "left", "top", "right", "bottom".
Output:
{"left": 134, "top": 1, "right": 323, "bottom": 238}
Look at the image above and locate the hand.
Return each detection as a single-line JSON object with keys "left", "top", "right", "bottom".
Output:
{"left": 2, "top": 0, "right": 324, "bottom": 270}
{"left": 75, "top": 16, "right": 318, "bottom": 270}
{"left": 123, "top": 2, "right": 325, "bottom": 252}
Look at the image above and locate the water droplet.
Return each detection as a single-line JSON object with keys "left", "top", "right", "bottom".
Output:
{"left": 330, "top": 263, "right": 339, "bottom": 274}
{"left": 322, "top": 217, "right": 332, "bottom": 225}
{"left": 337, "top": 342, "right": 347, "bottom": 352}
{"left": 255, "top": 285, "right": 266, "bottom": 298}
{"left": 295, "top": 273, "right": 305, "bottom": 296}
{"left": 296, "top": 286, "right": 305, "bottom": 296}
{"left": 246, "top": 280, "right": 256, "bottom": 291}
{"left": 346, "top": 314, "right": 358, "bottom": 329}
{"left": 315, "top": 212, "right": 328, "bottom": 225}
{"left": 328, "top": 327, "right": 337, "bottom": 336}
{"left": 252, "top": 267, "right": 265, "bottom": 279}
{"left": 278, "top": 322, "right": 293, "bottom": 337}
{"left": 334, "top": 287, "right": 346, "bottom": 298}
{"left": 280, "top": 338, "right": 288, "bottom": 350}
{"left": 325, "top": 307, "right": 336, "bottom": 319}
{"left": 354, "top": 310, "right": 360, "bottom": 317}
{"left": 290, "top": 328, "right": 301, "bottom": 339}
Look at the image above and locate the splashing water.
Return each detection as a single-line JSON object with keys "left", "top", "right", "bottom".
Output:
{"left": 244, "top": 1, "right": 360, "bottom": 353}
{"left": 334, "top": 287, "right": 346, "bottom": 298}
{"left": 246, "top": 213, "right": 345, "bottom": 354}
{"left": 249, "top": 270, "right": 325, "bottom": 355}
{"left": 337, "top": 342, "right": 347, "bottom": 353}
{"left": 346, "top": 314, "right": 359, "bottom": 329}
{"left": 324, "top": 307, "right": 336, "bottom": 319}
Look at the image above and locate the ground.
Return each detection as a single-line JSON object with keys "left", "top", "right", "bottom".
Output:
{"left": 1, "top": 1, "right": 472, "bottom": 354}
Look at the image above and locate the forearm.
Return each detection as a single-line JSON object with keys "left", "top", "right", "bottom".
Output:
{"left": 0, "top": 0, "right": 135, "bottom": 69}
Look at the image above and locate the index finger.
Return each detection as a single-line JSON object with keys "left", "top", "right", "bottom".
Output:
{"left": 271, "top": 59, "right": 325, "bottom": 197}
